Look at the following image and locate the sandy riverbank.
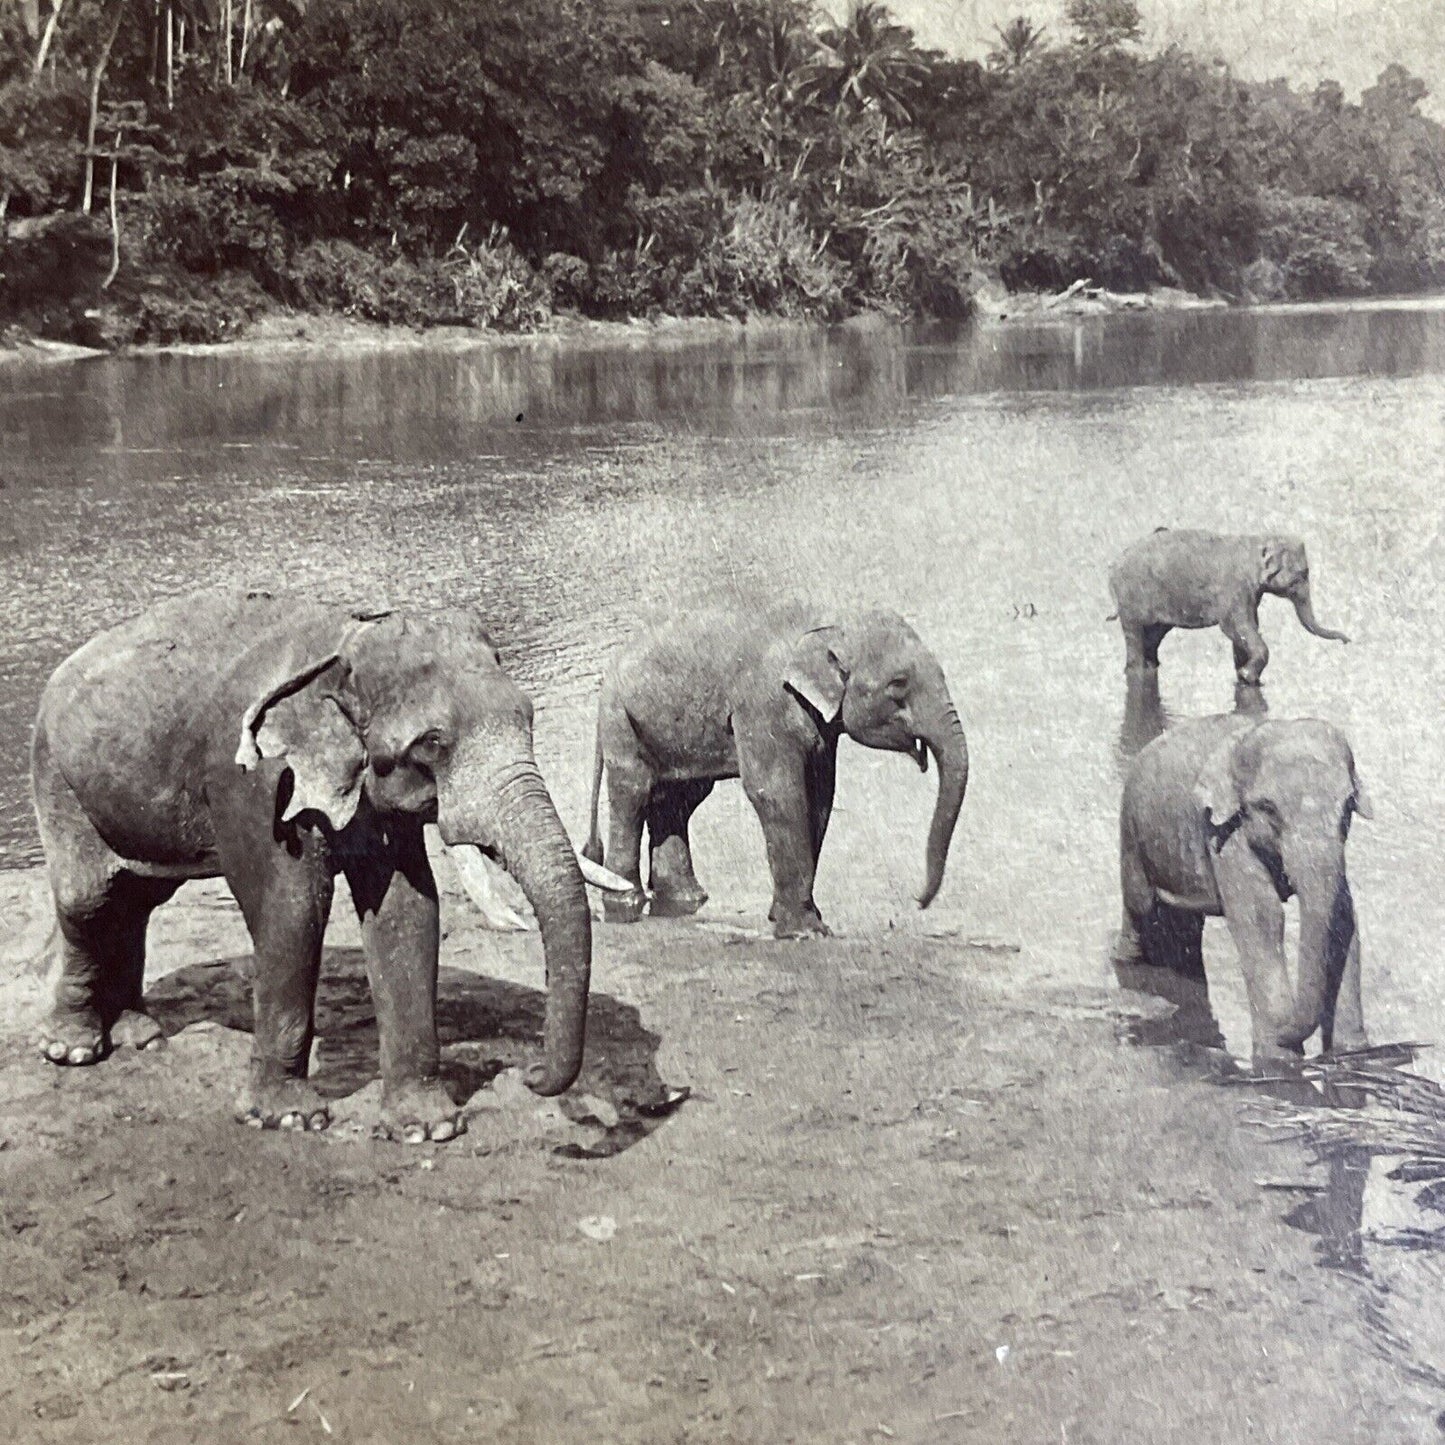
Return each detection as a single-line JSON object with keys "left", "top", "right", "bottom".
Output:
{"left": 0, "top": 858, "right": 1436, "bottom": 1442}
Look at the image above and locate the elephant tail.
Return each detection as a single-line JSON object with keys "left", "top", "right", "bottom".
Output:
{"left": 582, "top": 709, "right": 605, "bottom": 867}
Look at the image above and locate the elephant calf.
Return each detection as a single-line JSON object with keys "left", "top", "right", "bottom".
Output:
{"left": 1108, "top": 529, "right": 1349, "bottom": 684}
{"left": 30, "top": 589, "right": 626, "bottom": 1142}
{"left": 583, "top": 601, "right": 968, "bottom": 938}
{"left": 1116, "top": 713, "right": 1372, "bottom": 1062}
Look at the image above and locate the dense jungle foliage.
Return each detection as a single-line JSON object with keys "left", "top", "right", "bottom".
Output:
{"left": 3, "top": 0, "right": 1444, "bottom": 344}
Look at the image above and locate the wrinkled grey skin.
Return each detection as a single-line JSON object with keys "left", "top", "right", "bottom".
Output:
{"left": 1116, "top": 714, "right": 1372, "bottom": 1062}
{"left": 582, "top": 601, "right": 968, "bottom": 939}
{"left": 1108, "top": 529, "right": 1349, "bottom": 684}
{"left": 30, "top": 589, "right": 592, "bottom": 1142}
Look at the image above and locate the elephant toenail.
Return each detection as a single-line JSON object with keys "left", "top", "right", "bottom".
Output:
{"left": 245, "top": 1113, "right": 266, "bottom": 1128}
{"left": 68, "top": 1047, "right": 93, "bottom": 1065}
{"left": 45, "top": 1042, "right": 66, "bottom": 1061}
{"left": 403, "top": 1125, "right": 427, "bottom": 1144}
{"left": 432, "top": 1120, "right": 456, "bottom": 1142}
{"left": 280, "top": 1113, "right": 303, "bottom": 1130}
{"left": 308, "top": 1112, "right": 329, "bottom": 1131}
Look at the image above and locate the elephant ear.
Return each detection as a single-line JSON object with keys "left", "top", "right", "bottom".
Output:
{"left": 1259, "top": 541, "right": 1289, "bottom": 586}
{"left": 1193, "top": 741, "right": 1243, "bottom": 834}
{"left": 234, "top": 615, "right": 385, "bottom": 830}
{"left": 783, "top": 626, "right": 847, "bottom": 722}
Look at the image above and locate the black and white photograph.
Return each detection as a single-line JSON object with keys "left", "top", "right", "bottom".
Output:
{"left": 2, "top": 0, "right": 1445, "bottom": 1439}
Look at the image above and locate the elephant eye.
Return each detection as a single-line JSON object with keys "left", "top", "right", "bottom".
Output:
{"left": 408, "top": 730, "right": 451, "bottom": 768}
{"left": 886, "top": 675, "right": 909, "bottom": 703}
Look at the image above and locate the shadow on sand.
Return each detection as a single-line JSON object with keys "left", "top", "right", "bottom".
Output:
{"left": 146, "top": 949, "right": 686, "bottom": 1158}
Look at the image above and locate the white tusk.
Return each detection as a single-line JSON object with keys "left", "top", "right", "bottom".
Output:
{"left": 576, "top": 853, "right": 636, "bottom": 893}
{"left": 444, "top": 843, "right": 535, "bottom": 932}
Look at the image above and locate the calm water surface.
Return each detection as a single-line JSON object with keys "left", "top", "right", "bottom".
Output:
{"left": 4, "top": 303, "right": 1445, "bottom": 1076}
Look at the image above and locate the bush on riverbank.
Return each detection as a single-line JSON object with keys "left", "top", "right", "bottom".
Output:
{"left": 3, "top": 1, "right": 1445, "bottom": 349}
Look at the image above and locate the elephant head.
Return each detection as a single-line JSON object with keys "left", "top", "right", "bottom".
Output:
{"left": 234, "top": 608, "right": 596, "bottom": 1096}
{"left": 1195, "top": 720, "right": 1371, "bottom": 1046}
{"left": 1259, "top": 537, "right": 1349, "bottom": 644}
{"left": 785, "top": 611, "right": 968, "bottom": 908}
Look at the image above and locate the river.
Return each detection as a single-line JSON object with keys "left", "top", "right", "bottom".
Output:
{"left": 3, "top": 302, "right": 1445, "bottom": 1075}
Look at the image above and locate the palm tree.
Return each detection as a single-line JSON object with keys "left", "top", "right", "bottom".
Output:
{"left": 796, "top": 0, "right": 928, "bottom": 126}
{"left": 988, "top": 16, "right": 1047, "bottom": 71}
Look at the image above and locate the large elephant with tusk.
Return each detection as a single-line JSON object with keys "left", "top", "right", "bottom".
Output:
{"left": 582, "top": 599, "right": 968, "bottom": 938}
{"left": 29, "top": 589, "right": 631, "bottom": 1143}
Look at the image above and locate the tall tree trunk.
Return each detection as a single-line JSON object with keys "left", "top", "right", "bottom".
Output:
{"left": 81, "top": 0, "right": 126, "bottom": 216}
{"left": 238, "top": 0, "right": 252, "bottom": 75}
{"left": 166, "top": 2, "right": 174, "bottom": 108}
{"left": 103, "top": 130, "right": 122, "bottom": 289}
{"left": 223, "top": 0, "right": 233, "bottom": 84}
{"left": 34, "top": 0, "right": 66, "bottom": 78}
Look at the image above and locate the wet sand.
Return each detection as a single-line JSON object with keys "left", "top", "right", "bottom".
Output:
{"left": 0, "top": 863, "right": 1435, "bottom": 1442}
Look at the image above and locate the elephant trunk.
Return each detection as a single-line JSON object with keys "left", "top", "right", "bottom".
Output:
{"left": 1284, "top": 842, "right": 1354, "bottom": 1049}
{"left": 914, "top": 698, "right": 969, "bottom": 909}
{"left": 1289, "top": 579, "right": 1349, "bottom": 643}
{"left": 440, "top": 752, "right": 591, "bottom": 1097}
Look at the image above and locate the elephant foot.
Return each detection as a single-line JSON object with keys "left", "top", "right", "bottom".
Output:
{"left": 649, "top": 886, "right": 708, "bottom": 918}
{"left": 1109, "top": 929, "right": 1145, "bottom": 967}
{"left": 602, "top": 888, "right": 647, "bottom": 924}
{"left": 41, "top": 1004, "right": 106, "bottom": 1066}
{"left": 237, "top": 1071, "right": 331, "bottom": 1133}
{"left": 109, "top": 1008, "right": 167, "bottom": 1053}
{"left": 377, "top": 1078, "right": 465, "bottom": 1145}
{"left": 1325, "top": 1029, "right": 1371, "bottom": 1056}
{"left": 1250, "top": 1039, "right": 1306, "bottom": 1071}
{"left": 772, "top": 908, "right": 831, "bottom": 941}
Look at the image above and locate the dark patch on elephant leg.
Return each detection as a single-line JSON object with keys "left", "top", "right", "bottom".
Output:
{"left": 805, "top": 746, "right": 837, "bottom": 866}
{"left": 646, "top": 779, "right": 713, "bottom": 916}
{"left": 1122, "top": 621, "right": 1167, "bottom": 671}
{"left": 1141, "top": 624, "right": 1170, "bottom": 668}
{"left": 212, "top": 789, "right": 335, "bottom": 1130}
{"left": 343, "top": 814, "right": 462, "bottom": 1144}
{"left": 99, "top": 873, "right": 181, "bottom": 1052}
{"left": 1145, "top": 905, "right": 1207, "bottom": 980}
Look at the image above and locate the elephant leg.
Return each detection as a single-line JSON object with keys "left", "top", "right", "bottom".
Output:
{"left": 343, "top": 817, "right": 460, "bottom": 1144}
{"left": 601, "top": 764, "right": 650, "bottom": 922}
{"left": 214, "top": 798, "right": 335, "bottom": 1131}
{"left": 1321, "top": 912, "right": 1368, "bottom": 1055}
{"left": 1223, "top": 613, "right": 1269, "bottom": 685}
{"left": 1147, "top": 905, "right": 1206, "bottom": 981}
{"left": 1213, "top": 837, "right": 1297, "bottom": 1060}
{"left": 647, "top": 778, "right": 714, "bottom": 916}
{"left": 34, "top": 766, "right": 177, "bottom": 1065}
{"left": 737, "top": 733, "right": 826, "bottom": 940}
{"left": 1123, "top": 621, "right": 1168, "bottom": 671}
{"left": 45, "top": 872, "right": 177, "bottom": 1064}
{"left": 806, "top": 746, "right": 837, "bottom": 865}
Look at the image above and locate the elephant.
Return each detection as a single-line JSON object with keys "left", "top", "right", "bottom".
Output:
{"left": 1107, "top": 529, "right": 1349, "bottom": 684}
{"left": 1115, "top": 713, "right": 1372, "bottom": 1062}
{"left": 581, "top": 601, "right": 968, "bottom": 939}
{"left": 29, "top": 588, "right": 631, "bottom": 1142}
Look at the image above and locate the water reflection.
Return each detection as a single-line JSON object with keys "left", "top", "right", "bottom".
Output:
{"left": 1113, "top": 671, "right": 1269, "bottom": 774}
{"left": 1115, "top": 670, "right": 1171, "bottom": 765}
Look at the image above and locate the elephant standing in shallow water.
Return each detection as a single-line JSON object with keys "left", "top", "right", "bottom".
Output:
{"left": 1116, "top": 713, "right": 1371, "bottom": 1063}
{"left": 30, "top": 589, "right": 627, "bottom": 1142}
{"left": 1108, "top": 529, "right": 1349, "bottom": 685}
{"left": 582, "top": 601, "right": 969, "bottom": 939}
